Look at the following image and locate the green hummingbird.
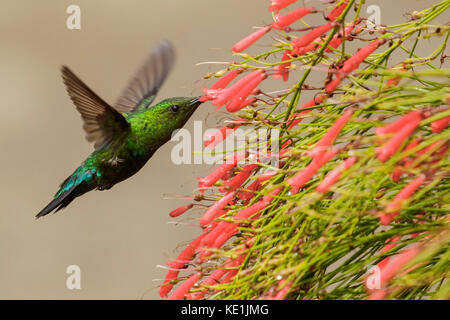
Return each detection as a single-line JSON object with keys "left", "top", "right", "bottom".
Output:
{"left": 36, "top": 40, "right": 203, "bottom": 218}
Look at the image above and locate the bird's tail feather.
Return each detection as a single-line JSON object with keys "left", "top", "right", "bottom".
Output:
{"left": 35, "top": 188, "right": 76, "bottom": 218}
{"left": 35, "top": 166, "right": 94, "bottom": 219}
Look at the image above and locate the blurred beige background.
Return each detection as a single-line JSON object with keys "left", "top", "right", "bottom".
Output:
{"left": 0, "top": 0, "right": 441, "bottom": 299}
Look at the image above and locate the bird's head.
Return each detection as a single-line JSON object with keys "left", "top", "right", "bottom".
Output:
{"left": 146, "top": 96, "right": 204, "bottom": 136}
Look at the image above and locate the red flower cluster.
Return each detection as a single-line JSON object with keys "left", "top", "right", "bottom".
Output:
{"left": 160, "top": 0, "right": 448, "bottom": 300}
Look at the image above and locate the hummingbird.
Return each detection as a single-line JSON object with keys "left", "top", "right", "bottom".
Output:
{"left": 36, "top": 40, "right": 203, "bottom": 218}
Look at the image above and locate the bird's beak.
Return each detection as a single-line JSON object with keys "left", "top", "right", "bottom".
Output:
{"left": 190, "top": 96, "right": 204, "bottom": 108}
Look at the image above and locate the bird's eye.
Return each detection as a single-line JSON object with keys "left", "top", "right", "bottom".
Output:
{"left": 169, "top": 105, "right": 180, "bottom": 113}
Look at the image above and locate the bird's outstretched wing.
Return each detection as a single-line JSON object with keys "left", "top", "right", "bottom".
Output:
{"left": 114, "top": 40, "right": 175, "bottom": 113}
{"left": 61, "top": 66, "right": 130, "bottom": 149}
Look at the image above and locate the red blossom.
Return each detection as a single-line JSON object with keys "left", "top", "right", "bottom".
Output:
{"left": 272, "top": 7, "right": 317, "bottom": 30}
{"left": 378, "top": 244, "right": 421, "bottom": 288}
{"left": 325, "top": 77, "right": 343, "bottom": 94}
{"left": 220, "top": 253, "right": 248, "bottom": 284}
{"left": 287, "top": 94, "right": 327, "bottom": 129}
{"left": 292, "top": 22, "right": 337, "bottom": 50}
{"left": 376, "top": 116, "right": 421, "bottom": 162}
{"left": 375, "top": 111, "right": 422, "bottom": 136}
{"left": 169, "top": 203, "right": 194, "bottom": 218}
{"left": 159, "top": 269, "right": 178, "bottom": 297}
{"left": 197, "top": 152, "right": 247, "bottom": 192}
{"left": 379, "top": 175, "right": 426, "bottom": 225}
{"left": 204, "top": 123, "right": 242, "bottom": 149}
{"left": 232, "top": 26, "right": 271, "bottom": 53}
{"left": 376, "top": 236, "right": 401, "bottom": 271}
{"left": 166, "top": 272, "right": 203, "bottom": 300}
{"left": 341, "top": 39, "right": 386, "bottom": 74}
{"left": 288, "top": 149, "right": 337, "bottom": 194}
{"left": 200, "top": 191, "right": 236, "bottom": 227}
{"left": 431, "top": 115, "right": 450, "bottom": 133}
{"left": 325, "top": 23, "right": 358, "bottom": 53}
{"left": 326, "top": 0, "right": 349, "bottom": 21}
{"left": 236, "top": 179, "right": 262, "bottom": 204}
{"left": 206, "top": 69, "right": 241, "bottom": 90}
{"left": 159, "top": 234, "right": 204, "bottom": 297}
{"left": 327, "top": 39, "right": 385, "bottom": 93}
{"left": 269, "top": 0, "right": 297, "bottom": 12}
{"left": 384, "top": 63, "right": 408, "bottom": 88}
{"left": 293, "top": 40, "right": 321, "bottom": 56}
{"left": 273, "top": 49, "right": 292, "bottom": 81}
{"left": 212, "top": 70, "right": 264, "bottom": 107}
{"left": 226, "top": 72, "right": 266, "bottom": 112}
{"left": 221, "top": 164, "right": 259, "bottom": 192}
{"left": 391, "top": 138, "right": 421, "bottom": 182}
{"left": 316, "top": 156, "right": 357, "bottom": 193}
{"left": 309, "top": 108, "right": 353, "bottom": 159}
{"left": 211, "top": 200, "right": 269, "bottom": 249}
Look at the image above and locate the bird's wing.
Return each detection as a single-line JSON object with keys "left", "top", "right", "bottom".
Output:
{"left": 61, "top": 66, "right": 130, "bottom": 149}
{"left": 114, "top": 40, "right": 175, "bottom": 113}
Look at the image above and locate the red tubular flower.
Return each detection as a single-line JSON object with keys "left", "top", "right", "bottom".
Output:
{"left": 258, "top": 171, "right": 278, "bottom": 182}
{"left": 326, "top": 0, "right": 349, "bottom": 21}
{"left": 273, "top": 50, "right": 292, "bottom": 82}
{"left": 316, "top": 156, "right": 357, "bottom": 193}
{"left": 431, "top": 115, "right": 450, "bottom": 133}
{"left": 269, "top": 0, "right": 297, "bottom": 12}
{"left": 201, "top": 221, "right": 229, "bottom": 248}
{"left": 211, "top": 200, "right": 269, "bottom": 249}
{"left": 378, "top": 244, "right": 421, "bottom": 288}
{"left": 375, "top": 111, "right": 422, "bottom": 136}
{"left": 288, "top": 149, "right": 337, "bottom": 194}
{"left": 159, "top": 269, "right": 178, "bottom": 297}
{"left": 325, "top": 24, "right": 356, "bottom": 53}
{"left": 166, "top": 272, "right": 202, "bottom": 300}
{"left": 391, "top": 138, "right": 421, "bottom": 182}
{"left": 325, "top": 77, "right": 343, "bottom": 94}
{"left": 197, "top": 152, "right": 247, "bottom": 192}
{"left": 325, "top": 39, "right": 386, "bottom": 94}
{"left": 221, "top": 164, "right": 259, "bottom": 192}
{"left": 189, "top": 264, "right": 230, "bottom": 300}
{"left": 379, "top": 175, "right": 426, "bottom": 225}
{"left": 226, "top": 72, "right": 266, "bottom": 112}
{"left": 262, "top": 187, "right": 283, "bottom": 203}
{"left": 169, "top": 203, "right": 194, "bottom": 218}
{"left": 240, "top": 97, "right": 256, "bottom": 109}
{"left": 169, "top": 235, "right": 204, "bottom": 268}
{"left": 292, "top": 22, "right": 337, "bottom": 50}
{"left": 159, "top": 234, "right": 204, "bottom": 297}
{"left": 236, "top": 179, "right": 261, "bottom": 203}
{"left": 200, "top": 191, "right": 236, "bottom": 226}
{"left": 219, "top": 252, "right": 249, "bottom": 285}
{"left": 272, "top": 7, "right": 317, "bottom": 30}
{"left": 210, "top": 69, "right": 242, "bottom": 89}
{"left": 293, "top": 40, "right": 321, "bottom": 56}
{"left": 376, "top": 117, "right": 421, "bottom": 162}
{"left": 341, "top": 39, "right": 386, "bottom": 74}
{"left": 309, "top": 108, "right": 353, "bottom": 159}
{"left": 205, "top": 126, "right": 237, "bottom": 149}
{"left": 197, "top": 163, "right": 235, "bottom": 193}
{"left": 376, "top": 236, "right": 401, "bottom": 271}
{"left": 232, "top": 26, "right": 271, "bottom": 53}
{"left": 212, "top": 70, "right": 263, "bottom": 107}
{"left": 327, "top": 39, "right": 386, "bottom": 93}
{"left": 384, "top": 63, "right": 408, "bottom": 88}
{"left": 287, "top": 94, "right": 327, "bottom": 129}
